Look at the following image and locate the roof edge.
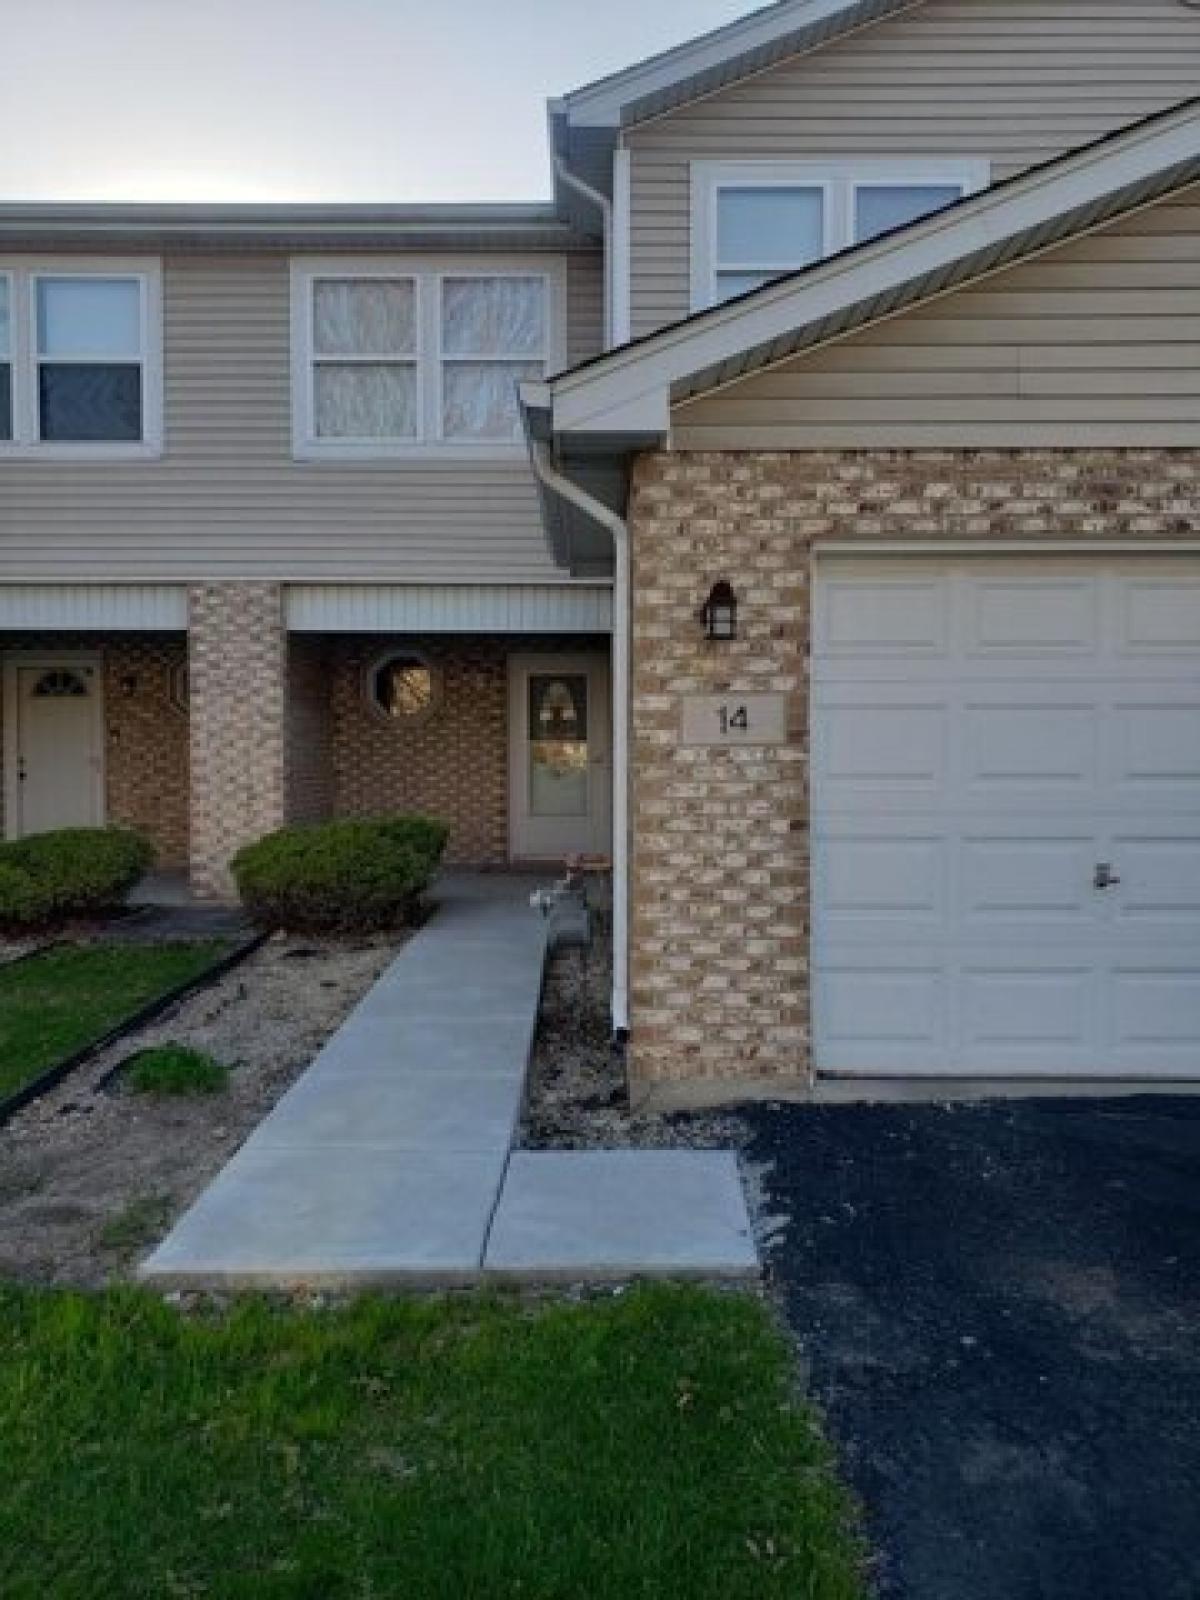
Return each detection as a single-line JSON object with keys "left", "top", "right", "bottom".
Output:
{"left": 561, "top": 0, "right": 923, "bottom": 128}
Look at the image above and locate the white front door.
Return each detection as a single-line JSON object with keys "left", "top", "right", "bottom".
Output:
{"left": 3, "top": 655, "right": 105, "bottom": 838}
{"left": 812, "top": 556, "right": 1200, "bottom": 1079}
{"left": 509, "top": 653, "right": 611, "bottom": 861}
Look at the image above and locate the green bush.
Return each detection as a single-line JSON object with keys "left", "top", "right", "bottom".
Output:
{"left": 0, "top": 827, "right": 153, "bottom": 930}
{"left": 231, "top": 815, "right": 449, "bottom": 934}
{"left": 126, "top": 1045, "right": 229, "bottom": 1096}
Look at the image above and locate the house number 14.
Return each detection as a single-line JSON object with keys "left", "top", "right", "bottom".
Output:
{"left": 681, "top": 693, "right": 787, "bottom": 747}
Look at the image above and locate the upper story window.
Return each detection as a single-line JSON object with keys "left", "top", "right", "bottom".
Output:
{"left": 0, "top": 261, "right": 162, "bottom": 456}
{"left": 291, "top": 258, "right": 563, "bottom": 459}
{"left": 691, "top": 160, "right": 990, "bottom": 310}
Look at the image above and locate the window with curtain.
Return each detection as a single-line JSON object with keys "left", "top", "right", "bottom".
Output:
{"left": 440, "top": 275, "right": 545, "bottom": 441}
{"left": 296, "top": 264, "right": 551, "bottom": 454}
{"left": 311, "top": 277, "right": 417, "bottom": 440}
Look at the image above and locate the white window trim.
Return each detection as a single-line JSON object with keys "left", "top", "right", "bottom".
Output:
{"left": 690, "top": 158, "right": 991, "bottom": 311}
{"left": 290, "top": 255, "right": 567, "bottom": 461}
{"left": 0, "top": 258, "right": 163, "bottom": 460}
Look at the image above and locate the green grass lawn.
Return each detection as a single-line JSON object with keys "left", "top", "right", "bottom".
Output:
{"left": 0, "top": 941, "right": 229, "bottom": 1101}
{"left": 0, "top": 1283, "right": 864, "bottom": 1600}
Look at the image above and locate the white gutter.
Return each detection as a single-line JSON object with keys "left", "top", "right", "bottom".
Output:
{"left": 552, "top": 156, "right": 615, "bottom": 347}
{"left": 528, "top": 439, "right": 631, "bottom": 1039}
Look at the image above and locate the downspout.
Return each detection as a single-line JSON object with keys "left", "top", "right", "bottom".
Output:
{"left": 528, "top": 439, "right": 631, "bottom": 1040}
{"left": 552, "top": 156, "right": 615, "bottom": 347}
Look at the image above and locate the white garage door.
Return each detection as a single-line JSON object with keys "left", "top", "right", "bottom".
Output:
{"left": 812, "top": 556, "right": 1200, "bottom": 1078}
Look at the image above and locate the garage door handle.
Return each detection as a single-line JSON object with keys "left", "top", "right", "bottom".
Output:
{"left": 1094, "top": 863, "right": 1121, "bottom": 890}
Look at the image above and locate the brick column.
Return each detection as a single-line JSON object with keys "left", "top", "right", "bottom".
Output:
{"left": 188, "top": 583, "right": 287, "bottom": 899}
{"left": 627, "top": 452, "right": 811, "bottom": 1091}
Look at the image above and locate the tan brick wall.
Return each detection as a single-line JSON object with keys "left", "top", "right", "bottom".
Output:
{"left": 627, "top": 447, "right": 1200, "bottom": 1089}
{"left": 286, "top": 637, "right": 334, "bottom": 825}
{"left": 0, "top": 633, "right": 188, "bottom": 868}
{"left": 330, "top": 637, "right": 510, "bottom": 864}
{"left": 329, "top": 635, "right": 610, "bottom": 865}
{"left": 188, "top": 583, "right": 287, "bottom": 898}
{"left": 104, "top": 639, "right": 189, "bottom": 868}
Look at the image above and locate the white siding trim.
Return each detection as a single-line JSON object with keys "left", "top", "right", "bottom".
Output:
{"left": 285, "top": 583, "right": 613, "bottom": 634}
{"left": 0, "top": 585, "right": 186, "bottom": 630}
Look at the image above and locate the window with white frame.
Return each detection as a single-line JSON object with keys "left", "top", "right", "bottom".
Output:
{"left": 0, "top": 263, "right": 161, "bottom": 452}
{"left": 293, "top": 260, "right": 557, "bottom": 456}
{"left": 691, "top": 160, "right": 989, "bottom": 309}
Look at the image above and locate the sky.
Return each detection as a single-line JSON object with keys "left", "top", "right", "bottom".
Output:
{"left": 0, "top": 0, "right": 755, "bottom": 203}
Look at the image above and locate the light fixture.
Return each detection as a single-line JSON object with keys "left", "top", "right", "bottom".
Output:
{"left": 700, "top": 580, "right": 738, "bottom": 642}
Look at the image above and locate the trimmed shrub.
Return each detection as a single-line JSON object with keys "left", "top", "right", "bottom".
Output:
{"left": 0, "top": 827, "right": 153, "bottom": 930}
{"left": 231, "top": 815, "right": 449, "bottom": 934}
{"left": 126, "top": 1045, "right": 229, "bottom": 1096}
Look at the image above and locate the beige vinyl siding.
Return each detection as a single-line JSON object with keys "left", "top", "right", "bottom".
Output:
{"left": 0, "top": 249, "right": 602, "bottom": 583}
{"left": 627, "top": 0, "right": 1200, "bottom": 336}
{"left": 566, "top": 251, "right": 605, "bottom": 366}
{"left": 672, "top": 186, "right": 1200, "bottom": 450}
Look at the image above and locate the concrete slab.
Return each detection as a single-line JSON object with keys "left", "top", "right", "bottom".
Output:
{"left": 247, "top": 1069, "right": 521, "bottom": 1153}
{"left": 140, "top": 1145, "right": 507, "bottom": 1288}
{"left": 305, "top": 1015, "right": 534, "bottom": 1079}
{"left": 354, "top": 970, "right": 541, "bottom": 1023}
{"left": 484, "top": 1151, "right": 760, "bottom": 1282}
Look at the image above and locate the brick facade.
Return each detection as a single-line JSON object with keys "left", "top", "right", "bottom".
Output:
{"left": 330, "top": 637, "right": 510, "bottom": 865}
{"left": 328, "top": 635, "right": 606, "bottom": 865}
{"left": 188, "top": 583, "right": 288, "bottom": 898}
{"left": 627, "top": 447, "right": 1200, "bottom": 1089}
{"left": 286, "top": 636, "right": 334, "bottom": 826}
{"left": 103, "top": 638, "right": 190, "bottom": 868}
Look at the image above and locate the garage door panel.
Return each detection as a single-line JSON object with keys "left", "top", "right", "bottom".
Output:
{"left": 815, "top": 701, "right": 946, "bottom": 792}
{"left": 960, "top": 837, "right": 1096, "bottom": 924}
{"left": 1117, "top": 576, "right": 1200, "bottom": 656}
{"left": 1112, "top": 970, "right": 1200, "bottom": 1049}
{"left": 819, "top": 835, "right": 943, "bottom": 922}
{"left": 817, "top": 965, "right": 946, "bottom": 1059}
{"left": 1111, "top": 837, "right": 1200, "bottom": 927}
{"left": 1108, "top": 702, "right": 1200, "bottom": 797}
{"left": 813, "top": 555, "right": 1200, "bottom": 1080}
{"left": 960, "top": 968, "right": 1094, "bottom": 1050}
{"left": 817, "top": 575, "right": 948, "bottom": 657}
{"left": 961, "top": 703, "right": 1097, "bottom": 793}
{"left": 968, "top": 576, "right": 1098, "bottom": 656}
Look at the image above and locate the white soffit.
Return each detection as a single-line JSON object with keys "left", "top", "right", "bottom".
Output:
{"left": 286, "top": 584, "right": 613, "bottom": 634}
{"left": 0, "top": 585, "right": 187, "bottom": 630}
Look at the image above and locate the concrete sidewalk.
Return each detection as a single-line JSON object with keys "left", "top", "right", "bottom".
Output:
{"left": 141, "top": 874, "right": 757, "bottom": 1289}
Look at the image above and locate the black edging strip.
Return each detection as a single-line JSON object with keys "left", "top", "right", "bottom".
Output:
{"left": 0, "top": 931, "right": 269, "bottom": 1127}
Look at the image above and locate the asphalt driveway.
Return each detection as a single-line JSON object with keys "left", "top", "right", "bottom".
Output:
{"left": 739, "top": 1096, "right": 1200, "bottom": 1600}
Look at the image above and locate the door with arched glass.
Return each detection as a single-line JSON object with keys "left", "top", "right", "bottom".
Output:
{"left": 2, "top": 655, "right": 105, "bottom": 837}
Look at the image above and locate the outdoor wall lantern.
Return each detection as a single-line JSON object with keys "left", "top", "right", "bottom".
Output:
{"left": 700, "top": 580, "right": 738, "bottom": 642}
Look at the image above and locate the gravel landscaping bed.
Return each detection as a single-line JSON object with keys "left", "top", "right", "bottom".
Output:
{"left": 0, "top": 933, "right": 401, "bottom": 1287}
{"left": 523, "top": 924, "right": 746, "bottom": 1152}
